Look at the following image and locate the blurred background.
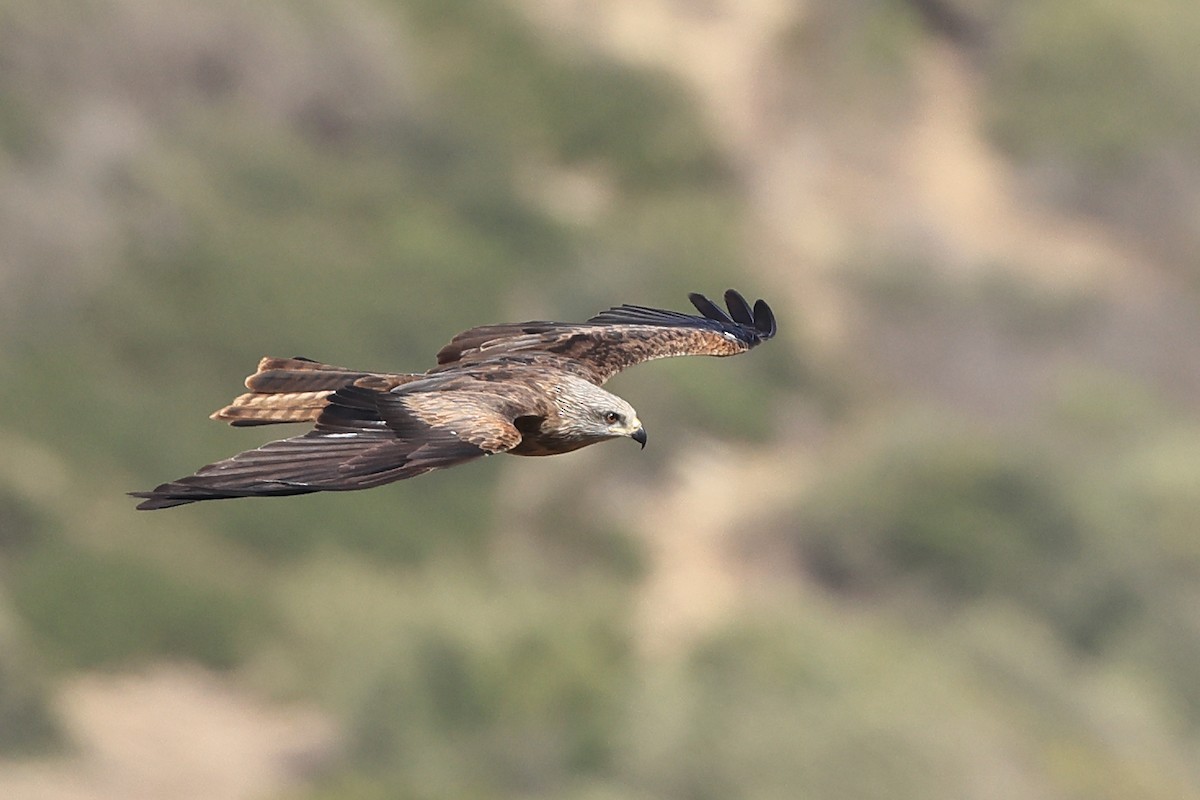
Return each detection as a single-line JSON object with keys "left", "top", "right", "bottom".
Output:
{"left": 1, "top": 0, "right": 1199, "bottom": 797}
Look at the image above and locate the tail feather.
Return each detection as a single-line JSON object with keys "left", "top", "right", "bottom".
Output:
{"left": 210, "top": 357, "right": 421, "bottom": 426}
{"left": 244, "top": 357, "right": 361, "bottom": 393}
{"left": 213, "top": 390, "right": 337, "bottom": 427}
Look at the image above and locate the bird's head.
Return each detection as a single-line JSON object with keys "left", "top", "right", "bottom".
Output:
{"left": 597, "top": 401, "right": 647, "bottom": 449}
{"left": 557, "top": 378, "right": 647, "bottom": 449}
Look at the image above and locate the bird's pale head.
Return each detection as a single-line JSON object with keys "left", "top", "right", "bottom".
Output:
{"left": 555, "top": 377, "right": 647, "bottom": 449}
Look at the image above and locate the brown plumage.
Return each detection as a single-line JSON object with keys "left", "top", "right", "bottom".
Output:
{"left": 131, "top": 290, "right": 777, "bottom": 510}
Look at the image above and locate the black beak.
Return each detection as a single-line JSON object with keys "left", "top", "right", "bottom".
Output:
{"left": 631, "top": 427, "right": 648, "bottom": 449}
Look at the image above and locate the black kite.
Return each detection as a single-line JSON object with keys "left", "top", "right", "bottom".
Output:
{"left": 131, "top": 290, "right": 776, "bottom": 509}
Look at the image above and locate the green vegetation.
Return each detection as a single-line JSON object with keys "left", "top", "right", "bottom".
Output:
{"left": 0, "top": 611, "right": 59, "bottom": 755}
{"left": 985, "top": 0, "right": 1200, "bottom": 266}
{"left": 988, "top": 0, "right": 1200, "bottom": 170}
{"left": 0, "top": 0, "right": 1199, "bottom": 798}
{"left": 10, "top": 539, "right": 259, "bottom": 670}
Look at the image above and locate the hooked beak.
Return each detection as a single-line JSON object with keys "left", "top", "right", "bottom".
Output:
{"left": 631, "top": 427, "right": 648, "bottom": 449}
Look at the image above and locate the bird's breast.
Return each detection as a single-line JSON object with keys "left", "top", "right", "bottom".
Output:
{"left": 508, "top": 415, "right": 599, "bottom": 457}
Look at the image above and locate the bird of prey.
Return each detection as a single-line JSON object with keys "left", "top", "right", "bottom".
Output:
{"left": 131, "top": 290, "right": 776, "bottom": 510}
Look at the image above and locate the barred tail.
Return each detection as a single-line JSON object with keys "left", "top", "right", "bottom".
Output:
{"left": 210, "top": 356, "right": 420, "bottom": 426}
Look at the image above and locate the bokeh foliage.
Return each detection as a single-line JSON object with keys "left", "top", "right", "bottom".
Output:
{"left": 0, "top": 0, "right": 1198, "bottom": 797}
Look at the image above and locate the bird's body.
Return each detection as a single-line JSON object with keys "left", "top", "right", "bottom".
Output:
{"left": 131, "top": 290, "right": 776, "bottom": 510}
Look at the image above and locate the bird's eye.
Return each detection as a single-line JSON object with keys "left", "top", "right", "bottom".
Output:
{"left": 604, "top": 411, "right": 622, "bottom": 425}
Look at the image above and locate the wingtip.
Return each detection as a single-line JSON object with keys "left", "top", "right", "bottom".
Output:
{"left": 691, "top": 289, "right": 776, "bottom": 343}
{"left": 128, "top": 490, "right": 189, "bottom": 511}
{"left": 723, "top": 289, "right": 755, "bottom": 326}
{"left": 752, "top": 298, "right": 777, "bottom": 339}
{"left": 688, "top": 292, "right": 733, "bottom": 324}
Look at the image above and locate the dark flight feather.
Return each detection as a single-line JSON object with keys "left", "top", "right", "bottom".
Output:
{"left": 723, "top": 289, "right": 755, "bottom": 326}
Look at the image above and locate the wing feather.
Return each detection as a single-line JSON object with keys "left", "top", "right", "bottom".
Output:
{"left": 723, "top": 289, "right": 755, "bottom": 326}
{"left": 680, "top": 293, "right": 733, "bottom": 324}
{"left": 434, "top": 289, "right": 777, "bottom": 384}
{"left": 131, "top": 385, "right": 522, "bottom": 509}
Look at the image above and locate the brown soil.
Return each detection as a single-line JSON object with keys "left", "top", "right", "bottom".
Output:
{"left": 0, "top": 665, "right": 336, "bottom": 800}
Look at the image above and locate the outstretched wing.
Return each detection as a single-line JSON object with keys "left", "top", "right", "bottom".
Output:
{"left": 131, "top": 385, "right": 523, "bottom": 509}
{"left": 434, "top": 289, "right": 777, "bottom": 385}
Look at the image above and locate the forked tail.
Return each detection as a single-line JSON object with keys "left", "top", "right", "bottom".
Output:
{"left": 210, "top": 356, "right": 420, "bottom": 426}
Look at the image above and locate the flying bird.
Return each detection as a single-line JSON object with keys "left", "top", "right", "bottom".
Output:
{"left": 131, "top": 290, "right": 776, "bottom": 510}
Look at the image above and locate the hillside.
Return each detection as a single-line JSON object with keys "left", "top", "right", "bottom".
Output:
{"left": 2, "top": 1, "right": 1199, "bottom": 798}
